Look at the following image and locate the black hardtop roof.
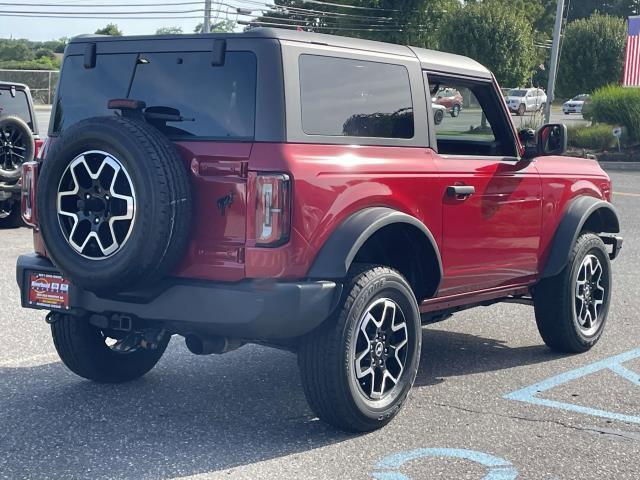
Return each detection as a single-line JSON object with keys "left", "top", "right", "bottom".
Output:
{"left": 67, "top": 27, "right": 492, "bottom": 79}
{"left": 0, "top": 81, "right": 29, "bottom": 89}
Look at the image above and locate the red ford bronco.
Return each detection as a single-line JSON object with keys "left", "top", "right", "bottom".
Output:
{"left": 16, "top": 29, "right": 622, "bottom": 432}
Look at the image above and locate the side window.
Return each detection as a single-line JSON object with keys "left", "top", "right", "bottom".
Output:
{"left": 425, "top": 73, "right": 517, "bottom": 157}
{"left": 299, "top": 54, "right": 414, "bottom": 139}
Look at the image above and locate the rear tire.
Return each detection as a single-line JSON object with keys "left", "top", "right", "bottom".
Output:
{"left": 534, "top": 233, "right": 611, "bottom": 353}
{"left": 450, "top": 104, "right": 461, "bottom": 117}
{"left": 298, "top": 265, "right": 421, "bottom": 432}
{"left": 0, "top": 200, "right": 23, "bottom": 228}
{"left": 51, "top": 314, "right": 170, "bottom": 383}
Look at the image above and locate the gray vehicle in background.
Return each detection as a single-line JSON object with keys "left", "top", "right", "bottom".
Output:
{"left": 0, "top": 81, "right": 41, "bottom": 228}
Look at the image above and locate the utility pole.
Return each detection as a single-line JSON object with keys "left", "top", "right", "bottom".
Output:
{"left": 544, "top": 0, "right": 565, "bottom": 124}
{"left": 204, "top": 0, "right": 212, "bottom": 33}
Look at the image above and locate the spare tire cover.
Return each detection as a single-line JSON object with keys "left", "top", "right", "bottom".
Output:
{"left": 36, "top": 116, "right": 191, "bottom": 293}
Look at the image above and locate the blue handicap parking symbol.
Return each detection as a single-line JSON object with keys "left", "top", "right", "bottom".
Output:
{"left": 505, "top": 348, "right": 640, "bottom": 424}
{"left": 372, "top": 448, "right": 518, "bottom": 480}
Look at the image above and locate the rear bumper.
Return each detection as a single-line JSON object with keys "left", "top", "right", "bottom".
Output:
{"left": 16, "top": 254, "right": 342, "bottom": 340}
{"left": 0, "top": 180, "right": 20, "bottom": 201}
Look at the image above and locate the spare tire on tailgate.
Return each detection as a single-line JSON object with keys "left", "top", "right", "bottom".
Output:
{"left": 37, "top": 116, "right": 191, "bottom": 293}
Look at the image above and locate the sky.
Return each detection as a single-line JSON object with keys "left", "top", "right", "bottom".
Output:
{"left": 0, "top": 0, "right": 249, "bottom": 41}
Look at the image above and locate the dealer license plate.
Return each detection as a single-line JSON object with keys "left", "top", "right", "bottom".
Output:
{"left": 27, "top": 272, "right": 71, "bottom": 310}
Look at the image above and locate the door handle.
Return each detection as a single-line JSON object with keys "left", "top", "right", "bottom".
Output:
{"left": 446, "top": 185, "right": 475, "bottom": 198}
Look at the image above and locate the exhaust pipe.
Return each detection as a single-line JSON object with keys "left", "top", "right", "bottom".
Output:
{"left": 185, "top": 334, "right": 243, "bottom": 355}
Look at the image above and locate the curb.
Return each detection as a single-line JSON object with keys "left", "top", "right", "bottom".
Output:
{"left": 599, "top": 162, "right": 640, "bottom": 172}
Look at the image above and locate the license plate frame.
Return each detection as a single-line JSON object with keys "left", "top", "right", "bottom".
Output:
{"left": 26, "top": 271, "right": 72, "bottom": 310}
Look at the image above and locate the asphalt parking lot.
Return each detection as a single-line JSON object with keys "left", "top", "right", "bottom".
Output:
{"left": 0, "top": 170, "right": 638, "bottom": 480}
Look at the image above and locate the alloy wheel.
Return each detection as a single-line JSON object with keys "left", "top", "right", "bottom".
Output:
{"left": 352, "top": 298, "right": 409, "bottom": 400}
{"left": 0, "top": 123, "right": 28, "bottom": 174}
{"left": 57, "top": 150, "right": 135, "bottom": 259}
{"left": 574, "top": 254, "right": 606, "bottom": 337}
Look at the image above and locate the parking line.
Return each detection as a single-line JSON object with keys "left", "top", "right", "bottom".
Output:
{"left": 505, "top": 348, "right": 640, "bottom": 424}
{"left": 614, "top": 191, "right": 640, "bottom": 197}
{"left": 373, "top": 448, "right": 518, "bottom": 480}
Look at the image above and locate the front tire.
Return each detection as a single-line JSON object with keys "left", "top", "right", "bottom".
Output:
{"left": 450, "top": 104, "right": 461, "bottom": 117}
{"left": 298, "top": 265, "right": 421, "bottom": 432}
{"left": 534, "top": 233, "right": 612, "bottom": 353}
{"left": 52, "top": 314, "right": 170, "bottom": 383}
{"left": 517, "top": 104, "right": 526, "bottom": 116}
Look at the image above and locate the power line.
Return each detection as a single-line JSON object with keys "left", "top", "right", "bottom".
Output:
{"left": 242, "top": 14, "right": 399, "bottom": 28}
{"left": 0, "top": 8, "right": 203, "bottom": 14}
{"left": 237, "top": 0, "right": 396, "bottom": 20}
{"left": 291, "top": 0, "right": 399, "bottom": 12}
{"left": 0, "top": 1, "right": 204, "bottom": 5}
{"left": 0, "top": 12, "right": 203, "bottom": 18}
{"left": 238, "top": 19, "right": 426, "bottom": 31}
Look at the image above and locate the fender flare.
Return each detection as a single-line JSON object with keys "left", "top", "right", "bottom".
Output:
{"left": 307, "top": 207, "right": 443, "bottom": 282}
{"left": 542, "top": 196, "right": 620, "bottom": 279}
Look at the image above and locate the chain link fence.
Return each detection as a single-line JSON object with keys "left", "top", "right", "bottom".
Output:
{"left": 0, "top": 69, "right": 59, "bottom": 105}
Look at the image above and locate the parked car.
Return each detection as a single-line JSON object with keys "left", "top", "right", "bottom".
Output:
{"left": 563, "top": 94, "right": 590, "bottom": 114}
{"left": 17, "top": 29, "right": 622, "bottom": 433}
{"left": 434, "top": 88, "right": 463, "bottom": 117}
{"left": 506, "top": 87, "right": 547, "bottom": 116}
{"left": 0, "top": 82, "right": 41, "bottom": 228}
{"left": 431, "top": 101, "right": 446, "bottom": 124}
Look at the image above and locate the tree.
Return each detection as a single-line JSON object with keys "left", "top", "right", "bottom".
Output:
{"left": 156, "top": 26, "right": 183, "bottom": 35}
{"left": 194, "top": 20, "right": 235, "bottom": 33}
{"left": 440, "top": 2, "right": 536, "bottom": 87}
{"left": 252, "top": 0, "right": 460, "bottom": 49}
{"left": 34, "top": 48, "right": 55, "bottom": 60}
{"left": 557, "top": 14, "right": 627, "bottom": 97}
{"left": 465, "top": 0, "right": 556, "bottom": 37}
{"left": 568, "top": 0, "right": 640, "bottom": 21}
{"left": 0, "top": 40, "right": 35, "bottom": 62}
{"left": 95, "top": 24, "right": 123, "bottom": 36}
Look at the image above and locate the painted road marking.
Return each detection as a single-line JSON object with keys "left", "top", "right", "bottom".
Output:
{"left": 372, "top": 448, "right": 518, "bottom": 480}
{"left": 614, "top": 191, "right": 640, "bottom": 197}
{"left": 505, "top": 348, "right": 640, "bottom": 424}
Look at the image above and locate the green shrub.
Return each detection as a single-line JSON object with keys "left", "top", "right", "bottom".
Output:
{"left": 588, "top": 85, "right": 640, "bottom": 141}
{"left": 567, "top": 124, "right": 617, "bottom": 150}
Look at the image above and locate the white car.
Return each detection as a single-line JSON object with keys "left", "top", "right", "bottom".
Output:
{"left": 563, "top": 94, "right": 590, "bottom": 114}
{"left": 506, "top": 88, "right": 547, "bottom": 116}
{"left": 431, "top": 100, "right": 447, "bottom": 125}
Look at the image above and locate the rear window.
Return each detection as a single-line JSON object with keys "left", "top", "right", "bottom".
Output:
{"left": 299, "top": 55, "right": 414, "bottom": 139}
{"left": 53, "top": 51, "right": 257, "bottom": 139}
{"left": 0, "top": 88, "right": 34, "bottom": 131}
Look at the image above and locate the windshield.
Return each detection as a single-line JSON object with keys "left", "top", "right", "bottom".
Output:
{"left": 508, "top": 89, "right": 528, "bottom": 97}
{"left": 572, "top": 95, "right": 588, "bottom": 101}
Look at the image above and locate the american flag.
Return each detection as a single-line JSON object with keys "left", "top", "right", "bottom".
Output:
{"left": 623, "top": 16, "right": 640, "bottom": 87}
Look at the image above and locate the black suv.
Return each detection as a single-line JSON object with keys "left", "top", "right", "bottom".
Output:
{"left": 0, "top": 81, "right": 40, "bottom": 227}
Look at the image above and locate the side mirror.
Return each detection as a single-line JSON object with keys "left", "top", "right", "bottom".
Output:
{"left": 537, "top": 123, "right": 567, "bottom": 156}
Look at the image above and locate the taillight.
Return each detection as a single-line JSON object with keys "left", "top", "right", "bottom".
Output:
{"left": 21, "top": 161, "right": 38, "bottom": 227}
{"left": 255, "top": 173, "right": 290, "bottom": 246}
{"left": 34, "top": 138, "right": 44, "bottom": 159}
{"left": 35, "top": 137, "right": 50, "bottom": 161}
